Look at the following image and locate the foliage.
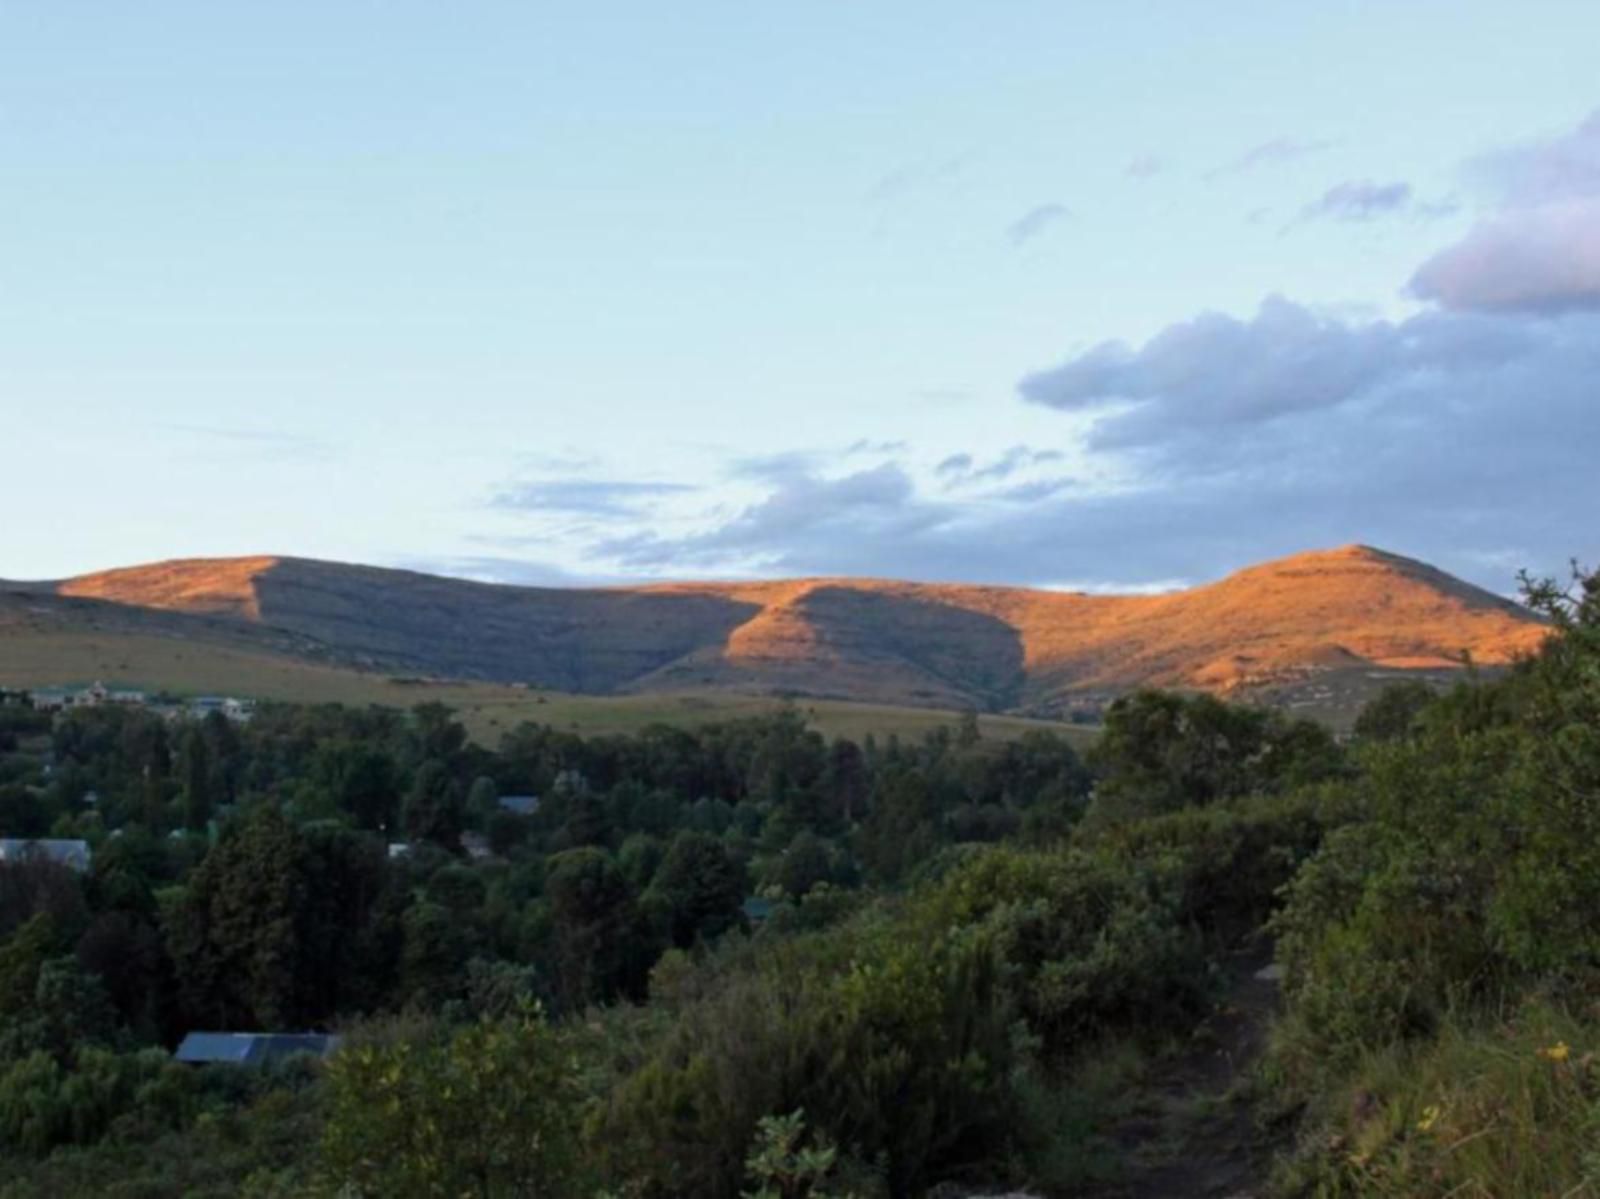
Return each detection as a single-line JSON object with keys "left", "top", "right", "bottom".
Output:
{"left": 320, "top": 1006, "right": 586, "bottom": 1198}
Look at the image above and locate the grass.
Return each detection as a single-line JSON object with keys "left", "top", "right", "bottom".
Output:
{"left": 1272, "top": 999, "right": 1600, "bottom": 1197}
{"left": 0, "top": 630, "right": 1097, "bottom": 748}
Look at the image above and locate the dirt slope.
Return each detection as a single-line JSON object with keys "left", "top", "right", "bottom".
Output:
{"left": 16, "top": 544, "right": 1547, "bottom": 712}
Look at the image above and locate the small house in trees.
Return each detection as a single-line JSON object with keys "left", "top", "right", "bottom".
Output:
{"left": 0, "top": 839, "right": 91, "bottom": 872}
{"left": 496, "top": 795, "right": 540, "bottom": 816}
{"left": 174, "top": 1032, "right": 341, "bottom": 1066}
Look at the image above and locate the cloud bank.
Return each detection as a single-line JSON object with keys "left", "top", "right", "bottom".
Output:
{"left": 1412, "top": 110, "right": 1600, "bottom": 311}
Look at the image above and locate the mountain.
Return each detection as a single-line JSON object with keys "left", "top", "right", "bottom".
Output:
{"left": 1, "top": 545, "right": 1547, "bottom": 719}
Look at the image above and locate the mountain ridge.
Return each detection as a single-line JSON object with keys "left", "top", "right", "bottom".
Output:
{"left": 4, "top": 544, "right": 1549, "bottom": 715}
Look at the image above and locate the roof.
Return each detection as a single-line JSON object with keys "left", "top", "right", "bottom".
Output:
{"left": 174, "top": 1032, "right": 341, "bottom": 1065}
{"left": 742, "top": 896, "right": 778, "bottom": 921}
{"left": 0, "top": 839, "right": 91, "bottom": 871}
{"left": 497, "top": 795, "right": 540, "bottom": 815}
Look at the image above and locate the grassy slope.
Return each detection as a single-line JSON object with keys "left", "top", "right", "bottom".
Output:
{"left": 0, "top": 629, "right": 1093, "bottom": 747}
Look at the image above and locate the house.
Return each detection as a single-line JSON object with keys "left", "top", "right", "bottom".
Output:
{"left": 741, "top": 896, "right": 778, "bottom": 925}
{"left": 461, "top": 831, "right": 494, "bottom": 861}
{"left": 496, "top": 795, "right": 540, "bottom": 817}
{"left": 387, "top": 842, "right": 412, "bottom": 860}
{"left": 174, "top": 1032, "right": 341, "bottom": 1065}
{"left": 29, "top": 689, "right": 74, "bottom": 712}
{"left": 189, "top": 696, "right": 255, "bottom": 723}
{"left": 0, "top": 839, "right": 92, "bottom": 872}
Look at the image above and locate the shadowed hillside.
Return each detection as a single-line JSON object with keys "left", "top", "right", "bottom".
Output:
{"left": 5, "top": 544, "right": 1548, "bottom": 715}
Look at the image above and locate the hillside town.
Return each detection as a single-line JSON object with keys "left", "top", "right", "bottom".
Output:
{"left": 0, "top": 682, "right": 255, "bottom": 723}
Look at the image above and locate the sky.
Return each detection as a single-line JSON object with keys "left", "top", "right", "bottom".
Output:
{"left": 3, "top": 1, "right": 1598, "bottom": 594}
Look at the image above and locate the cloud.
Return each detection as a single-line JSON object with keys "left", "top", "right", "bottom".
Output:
{"left": 1411, "top": 110, "right": 1600, "bottom": 312}
{"left": 937, "top": 446, "right": 1064, "bottom": 485}
{"left": 164, "top": 424, "right": 337, "bottom": 463}
{"left": 490, "top": 479, "right": 696, "bottom": 519}
{"left": 598, "top": 463, "right": 954, "bottom": 573}
{"left": 1006, "top": 203, "right": 1071, "bottom": 246}
{"left": 1125, "top": 154, "right": 1164, "bottom": 179}
{"left": 396, "top": 555, "right": 607, "bottom": 588}
{"left": 1412, "top": 199, "right": 1600, "bottom": 311}
{"left": 579, "top": 296, "right": 1597, "bottom": 592}
{"left": 1209, "top": 137, "right": 1333, "bottom": 178}
{"left": 1300, "top": 179, "right": 1413, "bottom": 222}
{"left": 868, "top": 151, "right": 974, "bottom": 202}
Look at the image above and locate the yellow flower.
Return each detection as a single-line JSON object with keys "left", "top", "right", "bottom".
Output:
{"left": 1416, "top": 1104, "right": 1441, "bottom": 1132}
{"left": 1539, "top": 1041, "right": 1571, "bottom": 1062}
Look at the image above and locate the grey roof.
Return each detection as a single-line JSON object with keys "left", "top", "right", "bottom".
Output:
{"left": 742, "top": 896, "right": 778, "bottom": 921}
{"left": 174, "top": 1032, "right": 341, "bottom": 1065}
{"left": 496, "top": 795, "right": 540, "bottom": 815}
{"left": 0, "top": 839, "right": 91, "bottom": 871}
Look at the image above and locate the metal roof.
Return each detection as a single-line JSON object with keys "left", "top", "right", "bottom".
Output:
{"left": 0, "top": 839, "right": 92, "bottom": 871}
{"left": 174, "top": 1032, "right": 341, "bottom": 1065}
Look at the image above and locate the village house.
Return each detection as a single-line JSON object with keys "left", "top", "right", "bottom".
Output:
{"left": 174, "top": 1032, "right": 340, "bottom": 1066}
{"left": 0, "top": 838, "right": 92, "bottom": 872}
{"left": 496, "top": 794, "right": 540, "bottom": 816}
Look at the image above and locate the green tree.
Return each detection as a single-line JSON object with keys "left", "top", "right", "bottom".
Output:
{"left": 165, "top": 807, "right": 313, "bottom": 1028}
{"left": 321, "top": 1008, "right": 586, "bottom": 1198}
{"left": 403, "top": 760, "right": 465, "bottom": 850}
{"left": 649, "top": 831, "right": 748, "bottom": 948}
{"left": 544, "top": 849, "right": 650, "bottom": 1009}
{"left": 178, "top": 725, "right": 215, "bottom": 832}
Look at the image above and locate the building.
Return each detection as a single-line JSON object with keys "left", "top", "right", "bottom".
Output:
{"left": 174, "top": 1032, "right": 341, "bottom": 1065}
{"left": 0, "top": 839, "right": 92, "bottom": 872}
{"left": 496, "top": 795, "right": 540, "bottom": 817}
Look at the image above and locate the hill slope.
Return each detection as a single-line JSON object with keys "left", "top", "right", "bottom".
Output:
{"left": 5, "top": 545, "right": 1548, "bottom": 715}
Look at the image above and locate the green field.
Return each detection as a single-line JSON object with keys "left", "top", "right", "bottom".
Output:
{"left": 0, "top": 629, "right": 1096, "bottom": 747}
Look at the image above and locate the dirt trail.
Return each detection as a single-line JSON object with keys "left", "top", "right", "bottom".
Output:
{"left": 1087, "top": 939, "right": 1284, "bottom": 1199}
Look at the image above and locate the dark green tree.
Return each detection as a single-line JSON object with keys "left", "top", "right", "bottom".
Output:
{"left": 649, "top": 831, "right": 748, "bottom": 948}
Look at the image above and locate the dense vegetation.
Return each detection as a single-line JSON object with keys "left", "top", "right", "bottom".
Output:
{"left": 0, "top": 566, "right": 1595, "bottom": 1196}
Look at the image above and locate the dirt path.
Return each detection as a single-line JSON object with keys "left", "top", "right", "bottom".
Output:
{"left": 1086, "top": 939, "right": 1284, "bottom": 1199}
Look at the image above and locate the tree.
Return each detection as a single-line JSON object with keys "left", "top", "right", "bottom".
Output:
{"left": 776, "top": 832, "right": 835, "bottom": 901}
{"left": 178, "top": 725, "right": 215, "bottom": 832}
{"left": 543, "top": 849, "right": 650, "bottom": 1009}
{"left": 166, "top": 807, "right": 311, "bottom": 1029}
{"left": 1352, "top": 680, "right": 1437, "bottom": 743}
{"left": 1089, "top": 690, "right": 1273, "bottom": 824}
{"left": 649, "top": 831, "right": 748, "bottom": 949}
{"left": 321, "top": 1008, "right": 587, "bottom": 1198}
{"left": 403, "top": 760, "right": 465, "bottom": 850}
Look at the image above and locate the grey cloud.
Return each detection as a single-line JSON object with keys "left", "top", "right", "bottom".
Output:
{"left": 987, "top": 477, "right": 1078, "bottom": 504}
{"left": 732, "top": 440, "right": 908, "bottom": 483}
{"left": 396, "top": 555, "right": 608, "bottom": 588}
{"left": 164, "top": 424, "right": 338, "bottom": 463}
{"left": 582, "top": 304, "right": 1598, "bottom": 593}
{"left": 1411, "top": 199, "right": 1600, "bottom": 311}
{"left": 491, "top": 479, "right": 695, "bottom": 519}
{"left": 1411, "top": 111, "right": 1600, "bottom": 312}
{"left": 1210, "top": 138, "right": 1333, "bottom": 178}
{"left": 970, "top": 446, "right": 1065, "bottom": 481}
{"left": 846, "top": 438, "right": 910, "bottom": 455}
{"left": 1007, "top": 203, "right": 1071, "bottom": 246}
{"left": 869, "top": 152, "right": 974, "bottom": 202}
{"left": 937, "top": 446, "right": 1064, "bottom": 484}
{"left": 1300, "top": 179, "right": 1413, "bottom": 222}
{"left": 1126, "top": 154, "right": 1164, "bottom": 179}
{"left": 598, "top": 463, "right": 952, "bottom": 573}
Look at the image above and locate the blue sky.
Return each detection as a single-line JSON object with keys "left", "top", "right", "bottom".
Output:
{"left": 4, "top": 2, "right": 1598, "bottom": 592}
